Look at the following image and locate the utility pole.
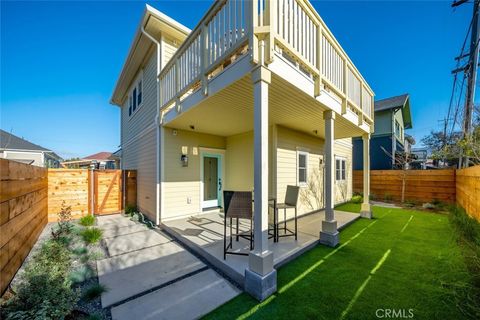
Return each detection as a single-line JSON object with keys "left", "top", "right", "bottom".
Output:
{"left": 453, "top": 0, "right": 480, "bottom": 168}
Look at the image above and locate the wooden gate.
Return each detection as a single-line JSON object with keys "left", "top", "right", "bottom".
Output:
{"left": 93, "top": 170, "right": 122, "bottom": 215}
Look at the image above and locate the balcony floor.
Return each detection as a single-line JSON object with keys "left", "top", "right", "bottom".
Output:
{"left": 162, "top": 209, "right": 360, "bottom": 287}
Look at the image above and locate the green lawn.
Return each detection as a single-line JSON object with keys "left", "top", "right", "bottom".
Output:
{"left": 204, "top": 205, "right": 475, "bottom": 319}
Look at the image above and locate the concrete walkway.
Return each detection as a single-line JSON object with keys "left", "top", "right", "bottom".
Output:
{"left": 96, "top": 215, "right": 240, "bottom": 320}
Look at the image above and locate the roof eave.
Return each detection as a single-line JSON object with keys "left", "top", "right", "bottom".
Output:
{"left": 110, "top": 5, "right": 191, "bottom": 107}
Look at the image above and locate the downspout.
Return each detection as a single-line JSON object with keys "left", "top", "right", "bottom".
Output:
{"left": 141, "top": 26, "right": 162, "bottom": 226}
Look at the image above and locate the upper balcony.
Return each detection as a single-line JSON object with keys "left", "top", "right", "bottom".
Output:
{"left": 159, "top": 0, "right": 374, "bottom": 136}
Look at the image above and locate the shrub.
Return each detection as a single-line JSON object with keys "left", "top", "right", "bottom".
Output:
{"left": 350, "top": 195, "right": 363, "bottom": 204}
{"left": 82, "top": 283, "right": 108, "bottom": 301}
{"left": 449, "top": 206, "right": 480, "bottom": 246}
{"left": 2, "top": 240, "right": 79, "bottom": 319}
{"left": 80, "top": 228, "right": 103, "bottom": 244}
{"left": 79, "top": 215, "right": 95, "bottom": 227}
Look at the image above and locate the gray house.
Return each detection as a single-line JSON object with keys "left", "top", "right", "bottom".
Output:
{"left": 353, "top": 94, "right": 412, "bottom": 170}
{"left": 0, "top": 129, "right": 62, "bottom": 168}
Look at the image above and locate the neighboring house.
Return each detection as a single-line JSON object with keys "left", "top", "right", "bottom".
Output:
{"left": 61, "top": 152, "right": 118, "bottom": 169}
{"left": 411, "top": 148, "right": 428, "bottom": 169}
{"left": 353, "top": 94, "right": 412, "bottom": 170}
{"left": 110, "top": 2, "right": 375, "bottom": 299}
{"left": 0, "top": 129, "right": 62, "bottom": 167}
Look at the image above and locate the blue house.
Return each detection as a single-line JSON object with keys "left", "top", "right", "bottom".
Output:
{"left": 353, "top": 94, "right": 412, "bottom": 170}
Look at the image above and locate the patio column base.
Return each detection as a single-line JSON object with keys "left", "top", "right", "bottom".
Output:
{"left": 360, "top": 203, "right": 372, "bottom": 219}
{"left": 320, "top": 220, "right": 339, "bottom": 247}
{"left": 245, "top": 268, "right": 277, "bottom": 301}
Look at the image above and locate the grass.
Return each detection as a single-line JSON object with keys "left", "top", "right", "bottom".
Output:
{"left": 79, "top": 215, "right": 95, "bottom": 227}
{"left": 204, "top": 205, "right": 478, "bottom": 319}
{"left": 80, "top": 228, "right": 103, "bottom": 244}
{"left": 82, "top": 283, "right": 108, "bottom": 301}
{"left": 335, "top": 202, "right": 361, "bottom": 213}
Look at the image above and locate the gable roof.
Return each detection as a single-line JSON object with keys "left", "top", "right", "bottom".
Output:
{"left": 110, "top": 5, "right": 191, "bottom": 106}
{"left": 374, "top": 93, "right": 412, "bottom": 129}
{"left": 83, "top": 152, "right": 113, "bottom": 161}
{"left": 0, "top": 129, "right": 62, "bottom": 160}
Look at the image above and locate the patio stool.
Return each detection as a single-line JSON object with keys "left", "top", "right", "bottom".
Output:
{"left": 223, "top": 191, "right": 253, "bottom": 259}
{"left": 271, "top": 185, "right": 300, "bottom": 241}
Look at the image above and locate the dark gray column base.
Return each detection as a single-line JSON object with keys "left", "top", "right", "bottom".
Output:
{"left": 319, "top": 231, "right": 339, "bottom": 247}
{"left": 244, "top": 268, "right": 277, "bottom": 301}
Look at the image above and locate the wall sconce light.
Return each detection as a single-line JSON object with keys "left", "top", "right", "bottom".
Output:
{"left": 181, "top": 154, "right": 189, "bottom": 167}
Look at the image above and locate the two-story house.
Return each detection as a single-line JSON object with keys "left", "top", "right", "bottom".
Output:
{"left": 110, "top": 2, "right": 375, "bottom": 300}
{"left": 353, "top": 94, "right": 412, "bottom": 170}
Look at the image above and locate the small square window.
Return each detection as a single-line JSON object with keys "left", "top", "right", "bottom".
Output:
{"left": 336, "top": 157, "right": 346, "bottom": 181}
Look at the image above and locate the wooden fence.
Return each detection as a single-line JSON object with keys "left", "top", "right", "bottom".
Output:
{"left": 47, "top": 169, "right": 137, "bottom": 221}
{"left": 456, "top": 166, "right": 480, "bottom": 221}
{"left": 353, "top": 170, "right": 456, "bottom": 203}
{"left": 48, "top": 169, "right": 89, "bottom": 221}
{"left": 354, "top": 167, "right": 480, "bottom": 221}
{"left": 0, "top": 159, "right": 48, "bottom": 294}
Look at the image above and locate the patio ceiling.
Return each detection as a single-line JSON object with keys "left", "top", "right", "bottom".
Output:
{"left": 166, "top": 73, "right": 366, "bottom": 140}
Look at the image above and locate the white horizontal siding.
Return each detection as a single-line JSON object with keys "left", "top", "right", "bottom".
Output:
{"left": 122, "top": 127, "right": 157, "bottom": 221}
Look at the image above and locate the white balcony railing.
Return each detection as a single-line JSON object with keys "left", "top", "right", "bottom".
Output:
{"left": 159, "top": 0, "right": 374, "bottom": 123}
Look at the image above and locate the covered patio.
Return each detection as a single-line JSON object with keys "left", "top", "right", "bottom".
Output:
{"left": 162, "top": 209, "right": 359, "bottom": 287}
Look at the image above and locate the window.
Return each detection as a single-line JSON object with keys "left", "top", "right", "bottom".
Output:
{"left": 395, "top": 120, "right": 401, "bottom": 139}
{"left": 128, "top": 72, "right": 143, "bottom": 118}
{"left": 128, "top": 96, "right": 133, "bottom": 116}
{"left": 137, "top": 80, "right": 143, "bottom": 105}
{"left": 298, "top": 151, "right": 308, "bottom": 185}
{"left": 336, "top": 156, "right": 346, "bottom": 181}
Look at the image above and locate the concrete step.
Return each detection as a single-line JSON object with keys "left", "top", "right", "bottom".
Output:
{"left": 103, "top": 230, "right": 171, "bottom": 257}
{"left": 102, "top": 224, "right": 149, "bottom": 239}
{"left": 99, "top": 241, "right": 206, "bottom": 307}
{"left": 111, "top": 269, "right": 240, "bottom": 320}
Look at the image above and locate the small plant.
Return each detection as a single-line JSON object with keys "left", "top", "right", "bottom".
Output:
{"left": 422, "top": 202, "right": 435, "bottom": 210}
{"left": 82, "top": 283, "right": 108, "bottom": 301}
{"left": 404, "top": 200, "right": 417, "bottom": 208}
{"left": 58, "top": 201, "right": 73, "bottom": 234}
{"left": 350, "top": 195, "right": 363, "bottom": 204}
{"left": 71, "top": 246, "right": 88, "bottom": 256}
{"left": 449, "top": 206, "right": 480, "bottom": 246}
{"left": 125, "top": 204, "right": 137, "bottom": 216}
{"left": 69, "top": 265, "right": 95, "bottom": 284}
{"left": 79, "top": 215, "right": 95, "bottom": 227}
{"left": 80, "top": 227, "right": 103, "bottom": 244}
{"left": 384, "top": 193, "right": 393, "bottom": 201}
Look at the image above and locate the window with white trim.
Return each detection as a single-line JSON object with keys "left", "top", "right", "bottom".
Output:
{"left": 128, "top": 72, "right": 143, "bottom": 118}
{"left": 335, "top": 156, "right": 346, "bottom": 181}
{"left": 297, "top": 151, "right": 308, "bottom": 185}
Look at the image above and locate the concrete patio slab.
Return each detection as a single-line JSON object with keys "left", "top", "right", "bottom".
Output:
{"left": 103, "top": 229, "right": 171, "bottom": 256}
{"left": 99, "top": 241, "right": 206, "bottom": 307}
{"left": 97, "top": 215, "right": 139, "bottom": 229}
{"left": 110, "top": 269, "right": 240, "bottom": 320}
{"left": 163, "top": 209, "right": 360, "bottom": 286}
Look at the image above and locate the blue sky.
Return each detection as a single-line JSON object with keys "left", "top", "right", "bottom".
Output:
{"left": 0, "top": 1, "right": 471, "bottom": 159}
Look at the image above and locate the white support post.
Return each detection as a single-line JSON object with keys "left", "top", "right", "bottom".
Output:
{"left": 245, "top": 63, "right": 277, "bottom": 302}
{"left": 320, "top": 110, "right": 339, "bottom": 247}
{"left": 361, "top": 133, "right": 372, "bottom": 218}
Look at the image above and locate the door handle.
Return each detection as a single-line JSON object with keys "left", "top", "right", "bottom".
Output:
{"left": 218, "top": 178, "right": 222, "bottom": 191}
